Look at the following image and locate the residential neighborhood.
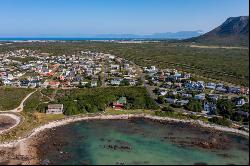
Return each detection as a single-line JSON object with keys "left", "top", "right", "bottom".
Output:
{"left": 142, "top": 65, "right": 249, "bottom": 123}
{"left": 0, "top": 49, "right": 249, "bottom": 125}
{"left": 0, "top": 1, "right": 249, "bottom": 165}
{"left": 0, "top": 49, "right": 140, "bottom": 89}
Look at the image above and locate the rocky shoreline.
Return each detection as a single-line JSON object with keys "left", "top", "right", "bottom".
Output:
{"left": 0, "top": 114, "right": 249, "bottom": 165}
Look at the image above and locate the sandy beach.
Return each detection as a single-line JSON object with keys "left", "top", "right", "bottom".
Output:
{"left": 0, "top": 114, "right": 249, "bottom": 165}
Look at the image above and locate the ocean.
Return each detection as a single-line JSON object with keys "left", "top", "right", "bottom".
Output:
{"left": 0, "top": 38, "right": 164, "bottom": 41}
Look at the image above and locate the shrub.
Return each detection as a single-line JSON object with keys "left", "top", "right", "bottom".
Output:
{"left": 208, "top": 117, "right": 231, "bottom": 127}
{"left": 162, "top": 106, "right": 174, "bottom": 112}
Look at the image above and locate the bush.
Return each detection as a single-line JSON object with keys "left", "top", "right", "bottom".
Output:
{"left": 185, "top": 99, "right": 202, "bottom": 112}
{"left": 208, "top": 117, "right": 231, "bottom": 127}
{"left": 57, "top": 87, "right": 159, "bottom": 115}
{"left": 216, "top": 99, "right": 235, "bottom": 117}
{"left": 162, "top": 106, "right": 174, "bottom": 112}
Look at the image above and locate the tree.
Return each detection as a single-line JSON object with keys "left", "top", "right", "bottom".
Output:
{"left": 240, "top": 104, "right": 249, "bottom": 112}
{"left": 162, "top": 106, "right": 174, "bottom": 112}
{"left": 120, "top": 79, "right": 130, "bottom": 86}
{"left": 153, "top": 88, "right": 159, "bottom": 94}
{"left": 58, "top": 87, "right": 159, "bottom": 115}
{"left": 216, "top": 99, "right": 235, "bottom": 118}
{"left": 185, "top": 99, "right": 202, "bottom": 112}
{"left": 85, "top": 83, "right": 91, "bottom": 88}
{"left": 157, "top": 96, "right": 165, "bottom": 104}
{"left": 0, "top": 79, "right": 3, "bottom": 86}
{"left": 77, "top": 81, "right": 85, "bottom": 88}
{"left": 64, "top": 102, "right": 78, "bottom": 115}
{"left": 137, "top": 79, "right": 143, "bottom": 86}
{"left": 148, "top": 80, "right": 154, "bottom": 86}
{"left": 231, "top": 112, "right": 243, "bottom": 122}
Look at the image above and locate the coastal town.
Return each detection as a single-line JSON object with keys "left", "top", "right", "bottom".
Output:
{"left": 0, "top": 46, "right": 249, "bottom": 165}
{"left": 0, "top": 0, "right": 249, "bottom": 165}
{"left": 0, "top": 48, "right": 249, "bottom": 128}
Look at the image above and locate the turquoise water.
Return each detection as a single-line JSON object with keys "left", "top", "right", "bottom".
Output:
{"left": 38, "top": 119, "right": 249, "bottom": 165}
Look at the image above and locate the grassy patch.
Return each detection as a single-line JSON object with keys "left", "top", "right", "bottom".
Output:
{"left": 41, "top": 88, "right": 55, "bottom": 99}
{"left": 104, "top": 108, "right": 155, "bottom": 115}
{"left": 0, "top": 112, "right": 65, "bottom": 142}
{"left": 0, "top": 88, "right": 34, "bottom": 111}
{"left": 23, "top": 91, "right": 50, "bottom": 113}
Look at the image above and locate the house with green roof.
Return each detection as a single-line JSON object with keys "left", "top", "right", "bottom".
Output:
{"left": 113, "top": 97, "right": 127, "bottom": 110}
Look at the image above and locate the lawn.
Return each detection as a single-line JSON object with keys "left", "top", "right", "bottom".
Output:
{"left": 104, "top": 108, "right": 155, "bottom": 115}
{"left": 0, "top": 88, "right": 34, "bottom": 111}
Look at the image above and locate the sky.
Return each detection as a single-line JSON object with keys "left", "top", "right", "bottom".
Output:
{"left": 0, "top": 0, "right": 248, "bottom": 37}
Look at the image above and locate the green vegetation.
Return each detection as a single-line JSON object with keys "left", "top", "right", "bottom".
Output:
{"left": 103, "top": 108, "right": 155, "bottom": 116}
{"left": 54, "top": 87, "right": 159, "bottom": 115}
{"left": 1, "top": 41, "right": 248, "bottom": 86}
{"left": 0, "top": 88, "right": 33, "bottom": 111}
{"left": 216, "top": 99, "right": 249, "bottom": 123}
{"left": 0, "top": 112, "right": 65, "bottom": 142}
{"left": 8, "top": 56, "right": 39, "bottom": 63}
{"left": 208, "top": 117, "right": 231, "bottom": 127}
{"left": 23, "top": 91, "right": 50, "bottom": 113}
{"left": 154, "top": 110, "right": 208, "bottom": 122}
{"left": 41, "top": 88, "right": 55, "bottom": 99}
{"left": 185, "top": 99, "right": 203, "bottom": 112}
{"left": 161, "top": 106, "right": 174, "bottom": 112}
{"left": 216, "top": 99, "right": 235, "bottom": 118}
{"left": 0, "top": 79, "right": 3, "bottom": 86}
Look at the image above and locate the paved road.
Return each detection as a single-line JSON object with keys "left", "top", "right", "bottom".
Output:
{"left": 142, "top": 75, "right": 158, "bottom": 99}
{"left": 101, "top": 61, "right": 108, "bottom": 87}
{"left": 136, "top": 66, "right": 161, "bottom": 107}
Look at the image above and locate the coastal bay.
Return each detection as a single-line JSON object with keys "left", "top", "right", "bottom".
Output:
{"left": 33, "top": 118, "right": 250, "bottom": 165}
{"left": 0, "top": 115, "right": 249, "bottom": 165}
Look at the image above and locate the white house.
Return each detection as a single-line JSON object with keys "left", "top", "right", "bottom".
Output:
{"left": 91, "top": 80, "right": 98, "bottom": 87}
{"left": 194, "top": 94, "right": 206, "bottom": 100}
{"left": 206, "top": 83, "right": 216, "bottom": 89}
{"left": 236, "top": 98, "right": 246, "bottom": 107}
{"left": 111, "top": 78, "right": 122, "bottom": 86}
{"left": 159, "top": 91, "right": 168, "bottom": 96}
{"left": 46, "top": 104, "right": 64, "bottom": 114}
{"left": 110, "top": 64, "right": 120, "bottom": 70}
{"left": 176, "top": 100, "right": 189, "bottom": 106}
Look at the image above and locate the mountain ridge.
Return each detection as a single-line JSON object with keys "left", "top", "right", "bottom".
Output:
{"left": 186, "top": 16, "right": 249, "bottom": 46}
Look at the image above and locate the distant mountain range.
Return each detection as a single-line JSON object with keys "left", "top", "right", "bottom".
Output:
{"left": 186, "top": 16, "right": 249, "bottom": 46}
{"left": 81, "top": 31, "right": 204, "bottom": 39}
